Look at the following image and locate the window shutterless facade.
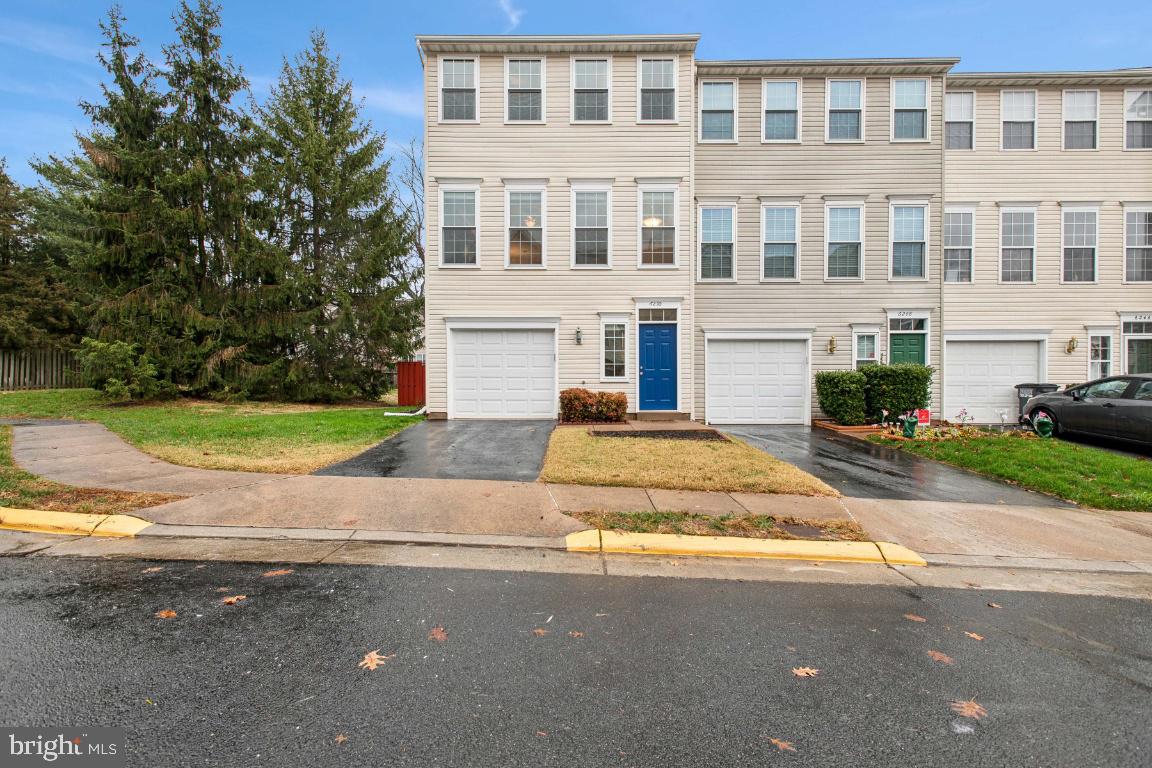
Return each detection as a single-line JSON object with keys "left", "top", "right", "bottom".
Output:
{"left": 943, "top": 208, "right": 974, "bottom": 283}
{"left": 698, "top": 205, "right": 735, "bottom": 280}
{"left": 1062, "top": 90, "right": 1098, "bottom": 150}
{"left": 1123, "top": 320, "right": 1152, "bottom": 374}
{"left": 890, "top": 204, "right": 927, "bottom": 279}
{"left": 1001, "top": 90, "right": 1037, "bottom": 150}
{"left": 762, "top": 79, "right": 801, "bottom": 142}
{"left": 440, "top": 186, "right": 478, "bottom": 266}
{"left": 439, "top": 57, "right": 477, "bottom": 122}
{"left": 505, "top": 58, "right": 544, "bottom": 122}
{"left": 854, "top": 332, "right": 879, "bottom": 368}
{"left": 826, "top": 79, "right": 864, "bottom": 141}
{"left": 1089, "top": 333, "right": 1113, "bottom": 379}
{"left": 892, "top": 78, "right": 929, "bottom": 141}
{"left": 699, "top": 80, "right": 736, "bottom": 141}
{"left": 761, "top": 204, "right": 799, "bottom": 280}
{"left": 638, "top": 57, "right": 676, "bottom": 122}
{"left": 1126, "top": 90, "right": 1152, "bottom": 149}
{"left": 505, "top": 186, "right": 545, "bottom": 267}
{"left": 639, "top": 187, "right": 677, "bottom": 266}
{"left": 1061, "top": 207, "right": 1097, "bottom": 283}
{"left": 826, "top": 204, "right": 863, "bottom": 279}
{"left": 571, "top": 58, "right": 610, "bottom": 122}
{"left": 1000, "top": 207, "right": 1036, "bottom": 282}
{"left": 600, "top": 315, "right": 628, "bottom": 381}
{"left": 571, "top": 186, "right": 611, "bottom": 267}
{"left": 1126, "top": 206, "right": 1152, "bottom": 282}
{"left": 944, "top": 91, "right": 974, "bottom": 150}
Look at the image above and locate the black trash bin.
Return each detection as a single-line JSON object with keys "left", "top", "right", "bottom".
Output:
{"left": 1014, "top": 383, "right": 1059, "bottom": 419}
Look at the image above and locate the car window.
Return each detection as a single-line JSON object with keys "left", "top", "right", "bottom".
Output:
{"left": 1131, "top": 381, "right": 1152, "bottom": 401}
{"left": 1084, "top": 379, "right": 1130, "bottom": 399}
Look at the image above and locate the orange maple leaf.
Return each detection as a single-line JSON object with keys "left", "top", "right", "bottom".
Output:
{"left": 221, "top": 595, "right": 247, "bottom": 605}
{"left": 927, "top": 650, "right": 955, "bottom": 665}
{"left": 428, "top": 625, "right": 448, "bottom": 642}
{"left": 768, "top": 738, "right": 796, "bottom": 753}
{"left": 357, "top": 650, "right": 395, "bottom": 671}
{"left": 263, "top": 568, "right": 294, "bottom": 577}
{"left": 949, "top": 699, "right": 988, "bottom": 719}
{"left": 791, "top": 666, "right": 820, "bottom": 678}
{"left": 964, "top": 631, "right": 985, "bottom": 641}
{"left": 903, "top": 613, "right": 927, "bottom": 623}
{"left": 154, "top": 609, "right": 177, "bottom": 619}
{"left": 334, "top": 734, "right": 348, "bottom": 745}
{"left": 567, "top": 631, "right": 584, "bottom": 638}
{"left": 533, "top": 628, "right": 550, "bottom": 637}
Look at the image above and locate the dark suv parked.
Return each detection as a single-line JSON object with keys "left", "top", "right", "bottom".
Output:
{"left": 1022, "top": 375, "right": 1152, "bottom": 446}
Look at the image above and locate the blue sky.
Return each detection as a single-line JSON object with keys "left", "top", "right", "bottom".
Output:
{"left": 1, "top": 0, "right": 1148, "bottom": 185}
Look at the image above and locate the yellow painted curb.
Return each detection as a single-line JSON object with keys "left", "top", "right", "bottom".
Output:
{"left": 875, "top": 541, "right": 928, "bottom": 567}
{"left": 564, "top": 529, "right": 602, "bottom": 552}
{"left": 0, "top": 507, "right": 152, "bottom": 538}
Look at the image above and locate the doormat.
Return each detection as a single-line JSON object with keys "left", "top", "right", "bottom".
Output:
{"left": 589, "top": 429, "right": 729, "bottom": 442}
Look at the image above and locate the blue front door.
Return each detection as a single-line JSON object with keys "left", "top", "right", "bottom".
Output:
{"left": 639, "top": 323, "right": 677, "bottom": 410}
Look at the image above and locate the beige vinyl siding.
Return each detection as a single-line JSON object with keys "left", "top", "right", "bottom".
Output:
{"left": 693, "top": 75, "right": 947, "bottom": 419}
{"left": 943, "top": 85, "right": 1152, "bottom": 392}
{"left": 424, "top": 51, "right": 696, "bottom": 415}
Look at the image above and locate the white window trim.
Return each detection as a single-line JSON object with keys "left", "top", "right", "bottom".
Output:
{"left": 885, "top": 308, "right": 932, "bottom": 370}
{"left": 760, "top": 202, "right": 802, "bottom": 282}
{"left": 890, "top": 77, "right": 931, "bottom": 143}
{"left": 504, "top": 182, "right": 547, "bottom": 269}
{"left": 761, "top": 78, "right": 802, "bottom": 144}
{"left": 1086, "top": 327, "right": 1115, "bottom": 380}
{"left": 1000, "top": 89, "right": 1038, "bottom": 152}
{"left": 698, "top": 78, "right": 738, "bottom": 143}
{"left": 1062, "top": 89, "right": 1099, "bottom": 151}
{"left": 943, "top": 205, "right": 976, "bottom": 284}
{"left": 438, "top": 183, "right": 481, "bottom": 269}
{"left": 696, "top": 202, "right": 737, "bottom": 283}
{"left": 998, "top": 205, "right": 1038, "bottom": 285}
{"left": 1120, "top": 312, "right": 1152, "bottom": 373}
{"left": 851, "top": 324, "right": 881, "bottom": 369}
{"left": 825, "top": 78, "right": 866, "bottom": 143}
{"left": 569, "top": 56, "right": 612, "bottom": 124}
{"left": 824, "top": 201, "right": 866, "bottom": 281}
{"left": 437, "top": 55, "right": 479, "bottom": 124}
{"left": 1059, "top": 204, "right": 1099, "bottom": 285}
{"left": 1123, "top": 204, "right": 1152, "bottom": 284}
{"left": 635, "top": 55, "right": 679, "bottom": 125}
{"left": 944, "top": 90, "right": 976, "bottom": 151}
{"left": 637, "top": 183, "right": 680, "bottom": 269}
{"left": 503, "top": 56, "right": 546, "bottom": 125}
{"left": 599, "top": 312, "right": 630, "bottom": 382}
{"left": 570, "top": 182, "right": 613, "bottom": 269}
{"left": 888, "top": 201, "right": 930, "bottom": 281}
{"left": 1124, "top": 89, "right": 1152, "bottom": 152}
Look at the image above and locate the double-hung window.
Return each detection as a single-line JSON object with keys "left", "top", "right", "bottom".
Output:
{"left": 891, "top": 204, "right": 927, "bottom": 279}
{"left": 639, "top": 58, "right": 676, "bottom": 122}
{"left": 572, "top": 59, "right": 609, "bottom": 122}
{"left": 1089, "top": 334, "right": 1113, "bottom": 379}
{"left": 1126, "top": 90, "right": 1152, "bottom": 149}
{"left": 601, "top": 316, "right": 627, "bottom": 381}
{"left": 854, "top": 332, "right": 879, "bottom": 368}
{"left": 826, "top": 204, "right": 863, "bottom": 279}
{"left": 762, "top": 205, "right": 799, "bottom": 280}
{"left": 1001, "top": 91, "right": 1037, "bottom": 150}
{"left": 827, "top": 80, "right": 863, "bottom": 141}
{"left": 700, "top": 81, "right": 736, "bottom": 141}
{"left": 945, "top": 92, "right": 974, "bottom": 149}
{"left": 1126, "top": 206, "right": 1152, "bottom": 282}
{"left": 763, "top": 80, "right": 800, "bottom": 142}
{"left": 1000, "top": 207, "right": 1036, "bottom": 282}
{"left": 506, "top": 187, "right": 545, "bottom": 267}
{"left": 506, "top": 58, "right": 543, "bottom": 122}
{"left": 943, "top": 209, "right": 974, "bottom": 283}
{"left": 440, "top": 58, "right": 477, "bottom": 121}
{"left": 1063, "top": 90, "right": 1098, "bottom": 150}
{"left": 640, "top": 189, "right": 676, "bottom": 266}
{"left": 572, "top": 187, "right": 610, "bottom": 267}
{"left": 441, "top": 188, "right": 478, "bottom": 266}
{"left": 698, "top": 205, "right": 735, "bottom": 280}
{"left": 1062, "top": 207, "right": 1097, "bottom": 283}
{"left": 892, "top": 78, "right": 928, "bottom": 140}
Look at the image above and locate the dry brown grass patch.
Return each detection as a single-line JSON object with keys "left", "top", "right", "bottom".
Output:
{"left": 570, "top": 509, "right": 865, "bottom": 541}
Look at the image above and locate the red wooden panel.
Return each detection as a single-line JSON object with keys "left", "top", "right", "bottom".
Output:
{"left": 396, "top": 361, "right": 426, "bottom": 406}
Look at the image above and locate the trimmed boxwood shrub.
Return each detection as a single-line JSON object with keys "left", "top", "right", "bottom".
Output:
{"left": 860, "top": 364, "right": 933, "bottom": 422}
{"left": 815, "top": 370, "right": 868, "bottom": 426}
{"left": 559, "top": 388, "right": 628, "bottom": 423}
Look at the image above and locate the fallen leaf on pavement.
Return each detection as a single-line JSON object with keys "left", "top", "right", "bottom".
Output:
{"left": 903, "top": 613, "right": 927, "bottom": 623}
{"left": 791, "top": 667, "right": 820, "bottom": 678}
{"left": 428, "top": 626, "right": 448, "bottom": 642}
{"left": 927, "top": 650, "right": 955, "bottom": 665}
{"left": 221, "top": 595, "right": 247, "bottom": 606}
{"left": 949, "top": 699, "right": 988, "bottom": 719}
{"left": 334, "top": 734, "right": 348, "bottom": 744}
{"left": 154, "top": 609, "right": 177, "bottom": 619}
{"left": 536, "top": 731, "right": 548, "bottom": 737}
{"left": 357, "top": 650, "right": 395, "bottom": 670}
{"left": 214, "top": 587, "right": 231, "bottom": 592}
{"left": 964, "top": 632, "right": 985, "bottom": 641}
{"left": 567, "top": 631, "right": 584, "bottom": 638}
{"left": 142, "top": 567, "right": 164, "bottom": 574}
{"left": 767, "top": 738, "right": 796, "bottom": 753}
{"left": 533, "top": 628, "right": 550, "bottom": 637}
{"left": 987, "top": 602, "right": 1002, "bottom": 609}
{"left": 263, "top": 568, "right": 294, "bottom": 577}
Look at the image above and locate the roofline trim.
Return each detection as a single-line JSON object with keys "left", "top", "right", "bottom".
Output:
{"left": 697, "top": 57, "right": 960, "bottom": 67}
{"left": 417, "top": 33, "right": 701, "bottom": 44}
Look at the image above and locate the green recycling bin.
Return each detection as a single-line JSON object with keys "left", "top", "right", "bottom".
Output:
{"left": 1032, "top": 413, "right": 1055, "bottom": 438}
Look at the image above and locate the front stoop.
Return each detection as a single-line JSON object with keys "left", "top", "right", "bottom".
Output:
{"left": 631, "top": 411, "right": 693, "bottom": 422}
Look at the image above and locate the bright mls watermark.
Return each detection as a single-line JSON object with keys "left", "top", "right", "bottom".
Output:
{"left": 1, "top": 729, "right": 124, "bottom": 767}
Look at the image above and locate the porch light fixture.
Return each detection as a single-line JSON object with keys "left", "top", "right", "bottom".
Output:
{"left": 827, "top": 336, "right": 837, "bottom": 354}
{"left": 575, "top": 327, "right": 583, "bottom": 345}
{"left": 1066, "top": 336, "right": 1078, "bottom": 354}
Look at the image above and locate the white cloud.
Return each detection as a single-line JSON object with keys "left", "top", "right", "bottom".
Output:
{"left": 358, "top": 84, "right": 424, "bottom": 118}
{"left": 0, "top": 17, "right": 95, "bottom": 64}
{"left": 498, "top": 0, "right": 524, "bottom": 32}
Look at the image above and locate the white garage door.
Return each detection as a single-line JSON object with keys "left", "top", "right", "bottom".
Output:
{"left": 707, "top": 339, "right": 809, "bottom": 424}
{"left": 451, "top": 329, "right": 555, "bottom": 418}
{"left": 944, "top": 340, "right": 1042, "bottom": 424}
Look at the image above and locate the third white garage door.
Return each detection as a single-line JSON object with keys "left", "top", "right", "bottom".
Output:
{"left": 944, "top": 339, "right": 1042, "bottom": 424}
{"left": 707, "top": 339, "right": 809, "bottom": 424}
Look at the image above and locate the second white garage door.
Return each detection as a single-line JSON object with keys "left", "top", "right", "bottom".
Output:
{"left": 707, "top": 339, "right": 809, "bottom": 424}
{"left": 944, "top": 340, "right": 1042, "bottom": 424}
{"left": 451, "top": 329, "right": 556, "bottom": 418}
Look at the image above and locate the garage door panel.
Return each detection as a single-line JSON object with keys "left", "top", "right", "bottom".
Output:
{"left": 707, "top": 339, "right": 808, "bottom": 425}
{"left": 452, "top": 329, "right": 556, "bottom": 419}
{"left": 945, "top": 340, "right": 1041, "bottom": 424}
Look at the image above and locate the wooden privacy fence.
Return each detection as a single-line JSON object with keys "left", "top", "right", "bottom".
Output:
{"left": 396, "top": 361, "right": 426, "bottom": 406}
{"left": 0, "top": 349, "right": 83, "bottom": 391}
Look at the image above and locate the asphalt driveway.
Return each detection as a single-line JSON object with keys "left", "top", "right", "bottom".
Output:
{"left": 314, "top": 420, "right": 556, "bottom": 481}
{"left": 722, "top": 425, "right": 1070, "bottom": 506}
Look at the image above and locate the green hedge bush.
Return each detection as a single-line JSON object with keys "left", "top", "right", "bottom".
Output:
{"left": 559, "top": 388, "right": 628, "bottom": 423}
{"left": 860, "top": 364, "right": 932, "bottom": 422}
{"left": 76, "top": 338, "right": 177, "bottom": 402}
{"left": 814, "top": 370, "right": 868, "bottom": 426}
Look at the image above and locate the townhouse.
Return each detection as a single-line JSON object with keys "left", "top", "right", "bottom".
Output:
{"left": 416, "top": 34, "right": 1152, "bottom": 424}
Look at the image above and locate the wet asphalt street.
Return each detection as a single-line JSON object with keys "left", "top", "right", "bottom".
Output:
{"left": 1, "top": 556, "right": 1150, "bottom": 767}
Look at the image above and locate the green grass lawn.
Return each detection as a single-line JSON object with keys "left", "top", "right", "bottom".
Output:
{"left": 870, "top": 431, "right": 1152, "bottom": 511}
{"left": 0, "top": 389, "right": 422, "bottom": 474}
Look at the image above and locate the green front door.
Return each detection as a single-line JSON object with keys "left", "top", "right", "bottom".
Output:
{"left": 1129, "top": 338, "right": 1152, "bottom": 374}
{"left": 890, "top": 333, "right": 926, "bottom": 365}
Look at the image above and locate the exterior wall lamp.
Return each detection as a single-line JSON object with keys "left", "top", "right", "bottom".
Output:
{"left": 575, "top": 327, "right": 583, "bottom": 345}
{"left": 827, "top": 336, "right": 837, "bottom": 355}
{"left": 1066, "top": 336, "right": 1078, "bottom": 354}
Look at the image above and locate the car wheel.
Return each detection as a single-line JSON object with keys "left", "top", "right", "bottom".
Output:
{"left": 1030, "top": 407, "right": 1059, "bottom": 435}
